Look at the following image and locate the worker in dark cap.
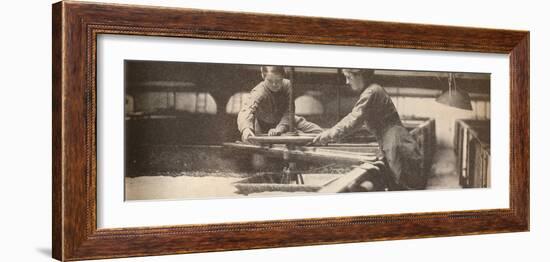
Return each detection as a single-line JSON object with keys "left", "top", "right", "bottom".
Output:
{"left": 238, "top": 66, "right": 323, "bottom": 143}
{"left": 312, "top": 69, "right": 426, "bottom": 190}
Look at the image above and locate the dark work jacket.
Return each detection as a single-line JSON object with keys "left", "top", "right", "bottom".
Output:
{"left": 328, "top": 84, "right": 426, "bottom": 190}
{"left": 237, "top": 79, "right": 292, "bottom": 133}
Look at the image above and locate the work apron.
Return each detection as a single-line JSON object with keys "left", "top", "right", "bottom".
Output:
{"left": 378, "top": 124, "right": 426, "bottom": 190}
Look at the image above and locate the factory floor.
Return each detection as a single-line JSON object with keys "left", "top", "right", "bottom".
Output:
{"left": 125, "top": 148, "right": 462, "bottom": 200}
{"left": 426, "top": 148, "right": 462, "bottom": 190}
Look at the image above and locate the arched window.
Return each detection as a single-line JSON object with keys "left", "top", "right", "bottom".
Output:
{"left": 133, "top": 92, "right": 217, "bottom": 114}
{"left": 295, "top": 95, "right": 324, "bottom": 115}
{"left": 175, "top": 92, "right": 217, "bottom": 114}
{"left": 226, "top": 92, "right": 251, "bottom": 114}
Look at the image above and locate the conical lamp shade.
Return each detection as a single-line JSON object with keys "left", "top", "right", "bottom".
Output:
{"left": 436, "top": 89, "right": 473, "bottom": 110}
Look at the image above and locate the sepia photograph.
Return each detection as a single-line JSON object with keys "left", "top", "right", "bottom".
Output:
{"left": 124, "top": 60, "right": 490, "bottom": 201}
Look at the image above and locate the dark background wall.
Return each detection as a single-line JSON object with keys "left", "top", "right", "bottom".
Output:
{"left": 125, "top": 60, "right": 490, "bottom": 147}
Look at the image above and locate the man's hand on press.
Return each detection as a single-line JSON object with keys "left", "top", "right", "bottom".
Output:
{"left": 312, "top": 129, "right": 335, "bottom": 145}
{"left": 267, "top": 127, "right": 284, "bottom": 136}
{"left": 241, "top": 128, "right": 255, "bottom": 143}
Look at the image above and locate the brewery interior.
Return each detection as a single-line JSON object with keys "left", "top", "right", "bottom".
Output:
{"left": 123, "top": 60, "right": 490, "bottom": 200}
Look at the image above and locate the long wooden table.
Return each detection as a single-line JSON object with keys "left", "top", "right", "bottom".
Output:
{"left": 223, "top": 142, "right": 379, "bottom": 165}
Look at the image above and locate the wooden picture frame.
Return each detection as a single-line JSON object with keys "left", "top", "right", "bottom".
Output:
{"left": 52, "top": 1, "right": 529, "bottom": 261}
